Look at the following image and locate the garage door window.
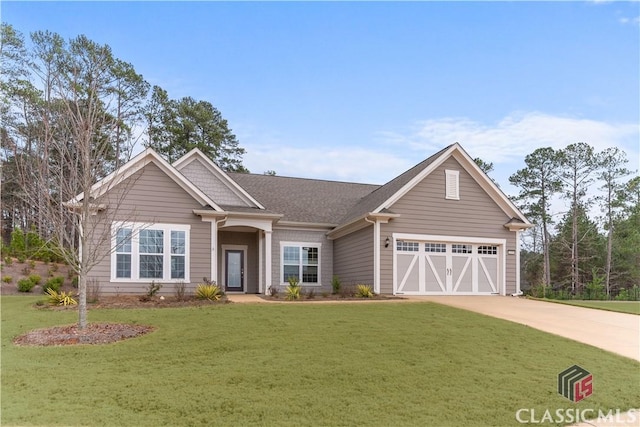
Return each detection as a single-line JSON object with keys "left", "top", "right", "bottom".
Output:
{"left": 397, "top": 241, "right": 419, "bottom": 252}
{"left": 478, "top": 245, "right": 498, "bottom": 255}
{"left": 452, "top": 244, "right": 472, "bottom": 254}
{"left": 425, "top": 243, "right": 446, "bottom": 253}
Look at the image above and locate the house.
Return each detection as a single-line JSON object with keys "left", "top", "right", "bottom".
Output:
{"left": 77, "top": 143, "right": 532, "bottom": 296}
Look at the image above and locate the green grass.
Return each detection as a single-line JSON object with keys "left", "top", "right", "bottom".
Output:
{"left": 538, "top": 299, "right": 640, "bottom": 315}
{"left": 2, "top": 296, "right": 639, "bottom": 426}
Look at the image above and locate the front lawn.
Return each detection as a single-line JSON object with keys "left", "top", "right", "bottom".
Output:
{"left": 2, "top": 296, "right": 639, "bottom": 426}
{"left": 538, "top": 299, "right": 640, "bottom": 315}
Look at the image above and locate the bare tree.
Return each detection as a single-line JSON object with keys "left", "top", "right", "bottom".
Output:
{"left": 3, "top": 27, "right": 148, "bottom": 329}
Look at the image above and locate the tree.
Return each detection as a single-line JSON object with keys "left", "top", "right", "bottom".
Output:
{"left": 557, "top": 142, "right": 599, "bottom": 292}
{"left": 1, "top": 26, "right": 148, "bottom": 329}
{"left": 596, "top": 147, "right": 633, "bottom": 296}
{"left": 144, "top": 89, "right": 247, "bottom": 171}
{"left": 611, "top": 177, "right": 640, "bottom": 290}
{"left": 509, "top": 147, "right": 562, "bottom": 286}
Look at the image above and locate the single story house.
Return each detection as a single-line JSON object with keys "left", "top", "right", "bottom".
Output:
{"left": 76, "top": 142, "right": 532, "bottom": 296}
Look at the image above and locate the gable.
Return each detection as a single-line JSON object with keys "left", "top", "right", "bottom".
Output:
{"left": 388, "top": 157, "right": 512, "bottom": 237}
{"left": 173, "top": 149, "right": 264, "bottom": 209}
{"left": 179, "top": 157, "right": 252, "bottom": 207}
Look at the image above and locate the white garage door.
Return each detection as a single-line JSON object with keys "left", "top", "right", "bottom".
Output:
{"left": 394, "top": 236, "right": 503, "bottom": 295}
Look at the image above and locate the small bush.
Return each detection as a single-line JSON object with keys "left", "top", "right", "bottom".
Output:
{"left": 28, "top": 259, "right": 36, "bottom": 270}
{"left": 44, "top": 288, "right": 77, "bottom": 306}
{"left": 87, "top": 278, "right": 101, "bottom": 303}
{"left": 331, "top": 275, "right": 341, "bottom": 294}
{"left": 3, "top": 256, "right": 12, "bottom": 266}
{"left": 305, "top": 288, "right": 316, "bottom": 299}
{"left": 285, "top": 276, "right": 301, "bottom": 301}
{"left": 355, "top": 284, "right": 374, "bottom": 298}
{"left": 72, "top": 276, "right": 79, "bottom": 288}
{"left": 268, "top": 286, "right": 279, "bottom": 298}
{"left": 17, "top": 278, "right": 36, "bottom": 292}
{"left": 196, "top": 283, "right": 223, "bottom": 301}
{"left": 43, "top": 276, "right": 64, "bottom": 293}
{"left": 3, "top": 275, "right": 13, "bottom": 284}
{"left": 28, "top": 274, "right": 42, "bottom": 286}
{"left": 174, "top": 281, "right": 186, "bottom": 301}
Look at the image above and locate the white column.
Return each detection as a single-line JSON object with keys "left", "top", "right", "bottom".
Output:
{"left": 373, "top": 220, "right": 381, "bottom": 294}
{"left": 258, "top": 231, "right": 264, "bottom": 294}
{"left": 515, "top": 230, "right": 521, "bottom": 295}
{"left": 211, "top": 220, "right": 218, "bottom": 284}
{"left": 264, "top": 230, "right": 272, "bottom": 294}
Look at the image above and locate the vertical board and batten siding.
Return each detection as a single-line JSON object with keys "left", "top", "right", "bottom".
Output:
{"left": 333, "top": 226, "right": 374, "bottom": 288}
{"left": 218, "top": 231, "right": 259, "bottom": 293}
{"left": 179, "top": 159, "right": 249, "bottom": 207}
{"left": 271, "top": 228, "right": 333, "bottom": 293}
{"left": 90, "top": 162, "right": 211, "bottom": 295}
{"left": 379, "top": 157, "right": 517, "bottom": 294}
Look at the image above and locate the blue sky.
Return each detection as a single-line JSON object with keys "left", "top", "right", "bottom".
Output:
{"left": 3, "top": 1, "right": 639, "bottom": 200}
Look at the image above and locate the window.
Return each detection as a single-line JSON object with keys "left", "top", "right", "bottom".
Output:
{"left": 115, "top": 228, "right": 132, "bottom": 278}
{"left": 397, "top": 241, "right": 420, "bottom": 252}
{"left": 445, "top": 170, "right": 460, "bottom": 200}
{"left": 425, "top": 243, "right": 446, "bottom": 253}
{"left": 281, "top": 243, "right": 320, "bottom": 284}
{"left": 111, "top": 222, "right": 189, "bottom": 282}
{"left": 478, "top": 245, "right": 498, "bottom": 255}
{"left": 452, "top": 244, "right": 472, "bottom": 254}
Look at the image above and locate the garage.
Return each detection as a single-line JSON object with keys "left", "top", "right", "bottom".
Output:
{"left": 393, "top": 234, "right": 505, "bottom": 295}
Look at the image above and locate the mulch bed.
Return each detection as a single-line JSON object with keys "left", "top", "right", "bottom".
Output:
{"left": 13, "top": 323, "right": 155, "bottom": 346}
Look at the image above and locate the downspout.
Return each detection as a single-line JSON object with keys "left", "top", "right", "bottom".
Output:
{"left": 364, "top": 216, "right": 381, "bottom": 294}
{"left": 512, "top": 229, "right": 523, "bottom": 297}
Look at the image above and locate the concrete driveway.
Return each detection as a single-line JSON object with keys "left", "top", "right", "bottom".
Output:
{"left": 414, "top": 296, "right": 640, "bottom": 362}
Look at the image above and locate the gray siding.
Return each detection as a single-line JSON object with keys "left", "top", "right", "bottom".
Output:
{"left": 333, "top": 226, "right": 374, "bottom": 288}
{"left": 271, "top": 228, "right": 333, "bottom": 293}
{"left": 89, "top": 162, "right": 210, "bottom": 295}
{"left": 380, "top": 157, "right": 518, "bottom": 294}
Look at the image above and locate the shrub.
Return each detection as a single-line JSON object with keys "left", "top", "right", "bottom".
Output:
{"left": 139, "top": 281, "right": 162, "bottom": 302}
{"left": 17, "top": 278, "right": 35, "bottom": 292}
{"left": 331, "top": 275, "right": 341, "bottom": 294}
{"left": 44, "top": 276, "right": 64, "bottom": 293}
{"left": 72, "top": 276, "right": 79, "bottom": 288}
{"left": 268, "top": 286, "right": 279, "bottom": 298}
{"left": 584, "top": 269, "right": 605, "bottom": 300}
{"left": 355, "top": 284, "right": 374, "bottom": 298}
{"left": 305, "top": 288, "right": 316, "bottom": 299}
{"left": 44, "top": 288, "right": 77, "bottom": 306}
{"left": 285, "top": 276, "right": 301, "bottom": 301}
{"left": 3, "top": 275, "right": 13, "bottom": 284}
{"left": 87, "top": 278, "right": 101, "bottom": 303}
{"left": 28, "top": 274, "right": 42, "bottom": 286}
{"left": 174, "top": 281, "right": 186, "bottom": 301}
{"left": 3, "top": 256, "right": 12, "bottom": 266}
{"left": 195, "top": 283, "right": 223, "bottom": 301}
{"left": 28, "top": 259, "right": 36, "bottom": 270}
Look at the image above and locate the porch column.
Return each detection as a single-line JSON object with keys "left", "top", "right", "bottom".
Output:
{"left": 373, "top": 219, "right": 381, "bottom": 294}
{"left": 264, "top": 230, "right": 272, "bottom": 294}
{"left": 515, "top": 229, "right": 521, "bottom": 295}
{"left": 211, "top": 219, "right": 218, "bottom": 284}
{"left": 258, "top": 231, "right": 264, "bottom": 294}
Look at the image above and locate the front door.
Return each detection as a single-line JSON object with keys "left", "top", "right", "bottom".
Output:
{"left": 225, "top": 250, "right": 244, "bottom": 292}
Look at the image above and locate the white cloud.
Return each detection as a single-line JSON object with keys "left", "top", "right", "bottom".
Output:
{"left": 242, "top": 143, "right": 410, "bottom": 184}
{"left": 240, "top": 111, "right": 638, "bottom": 200}
{"left": 380, "top": 111, "right": 639, "bottom": 172}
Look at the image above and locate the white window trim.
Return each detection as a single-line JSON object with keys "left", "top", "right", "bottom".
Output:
{"left": 111, "top": 222, "right": 190, "bottom": 283}
{"left": 280, "top": 241, "right": 321, "bottom": 286}
{"left": 445, "top": 169, "right": 460, "bottom": 200}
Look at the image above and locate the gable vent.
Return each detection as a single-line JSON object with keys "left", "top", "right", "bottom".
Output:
{"left": 445, "top": 170, "right": 460, "bottom": 200}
